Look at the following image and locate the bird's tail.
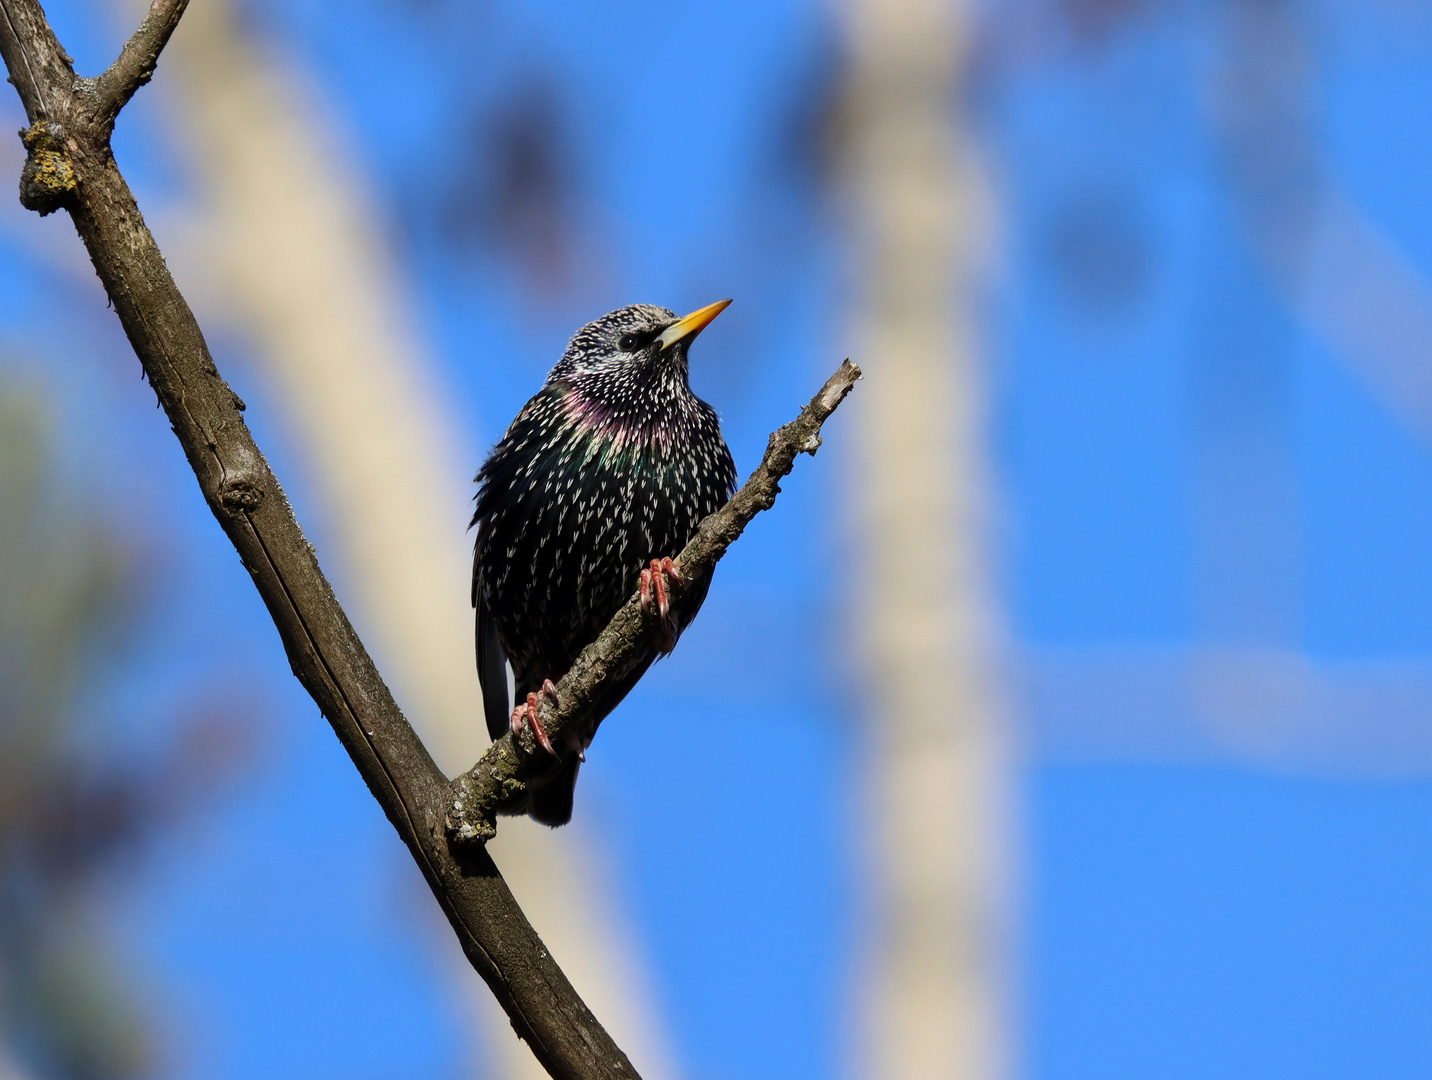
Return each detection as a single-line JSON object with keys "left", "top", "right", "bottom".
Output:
{"left": 476, "top": 586, "right": 512, "bottom": 742}
{"left": 528, "top": 754, "right": 580, "bottom": 827}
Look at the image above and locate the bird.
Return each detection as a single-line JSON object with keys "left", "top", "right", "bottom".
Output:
{"left": 471, "top": 300, "right": 738, "bottom": 827}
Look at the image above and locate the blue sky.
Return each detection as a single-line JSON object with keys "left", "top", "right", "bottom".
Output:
{"left": 5, "top": 0, "right": 1432, "bottom": 1078}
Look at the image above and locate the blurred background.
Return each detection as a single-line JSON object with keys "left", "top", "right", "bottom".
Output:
{"left": 1, "top": 0, "right": 1431, "bottom": 1077}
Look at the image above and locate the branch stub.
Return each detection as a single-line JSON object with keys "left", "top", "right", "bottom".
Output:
{"left": 218, "top": 476, "right": 265, "bottom": 514}
{"left": 18, "top": 121, "right": 75, "bottom": 215}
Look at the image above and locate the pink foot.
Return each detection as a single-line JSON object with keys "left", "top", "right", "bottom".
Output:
{"left": 509, "top": 679, "right": 561, "bottom": 757}
{"left": 640, "top": 557, "right": 684, "bottom": 654}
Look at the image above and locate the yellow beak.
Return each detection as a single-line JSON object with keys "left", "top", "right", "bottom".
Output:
{"left": 656, "top": 298, "right": 732, "bottom": 350}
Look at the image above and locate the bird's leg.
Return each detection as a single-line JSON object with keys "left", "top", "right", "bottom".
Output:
{"left": 509, "top": 679, "right": 561, "bottom": 758}
{"left": 640, "top": 557, "right": 683, "bottom": 654}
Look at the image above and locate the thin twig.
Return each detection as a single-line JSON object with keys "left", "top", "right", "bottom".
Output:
{"left": 91, "top": 0, "right": 189, "bottom": 128}
{"left": 447, "top": 359, "right": 862, "bottom": 843}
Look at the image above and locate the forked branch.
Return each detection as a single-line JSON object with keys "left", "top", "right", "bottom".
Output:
{"left": 0, "top": 2, "right": 859, "bottom": 1078}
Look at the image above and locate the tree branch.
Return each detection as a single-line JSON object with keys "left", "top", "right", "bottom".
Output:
{"left": 0, "top": 0, "right": 74, "bottom": 124}
{"left": 92, "top": 0, "right": 189, "bottom": 128}
{"left": 447, "top": 359, "right": 861, "bottom": 843}
{"left": 0, "top": 3, "right": 640, "bottom": 1076}
{"left": 0, "top": 2, "right": 859, "bottom": 1077}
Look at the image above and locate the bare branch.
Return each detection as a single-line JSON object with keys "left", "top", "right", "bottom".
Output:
{"left": 0, "top": 3, "right": 640, "bottom": 1076}
{"left": 92, "top": 0, "right": 189, "bottom": 127}
{"left": 446, "top": 359, "right": 862, "bottom": 844}
{"left": 0, "top": 1, "right": 860, "bottom": 1076}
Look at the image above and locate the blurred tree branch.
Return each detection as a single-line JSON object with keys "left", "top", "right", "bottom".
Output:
{"left": 0, "top": 376, "right": 255, "bottom": 1080}
{"left": 0, "top": 2, "right": 857, "bottom": 1077}
{"left": 0, "top": 385, "right": 151, "bottom": 1080}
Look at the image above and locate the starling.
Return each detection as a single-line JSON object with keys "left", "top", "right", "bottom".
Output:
{"left": 472, "top": 300, "right": 738, "bottom": 826}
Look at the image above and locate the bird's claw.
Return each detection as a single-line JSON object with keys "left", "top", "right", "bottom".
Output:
{"left": 640, "top": 557, "right": 682, "bottom": 654}
{"left": 509, "top": 679, "right": 561, "bottom": 758}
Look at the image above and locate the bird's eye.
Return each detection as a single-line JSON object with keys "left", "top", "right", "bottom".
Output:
{"left": 618, "top": 333, "right": 641, "bottom": 352}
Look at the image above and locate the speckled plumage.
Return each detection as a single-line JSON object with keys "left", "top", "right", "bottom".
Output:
{"left": 472, "top": 303, "right": 737, "bottom": 826}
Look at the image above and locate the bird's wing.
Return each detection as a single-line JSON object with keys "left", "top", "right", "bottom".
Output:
{"left": 474, "top": 561, "right": 512, "bottom": 742}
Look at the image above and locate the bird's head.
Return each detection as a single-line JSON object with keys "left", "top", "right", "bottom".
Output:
{"left": 548, "top": 300, "right": 732, "bottom": 389}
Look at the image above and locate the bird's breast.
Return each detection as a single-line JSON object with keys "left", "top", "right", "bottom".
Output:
{"left": 475, "top": 403, "right": 734, "bottom": 683}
